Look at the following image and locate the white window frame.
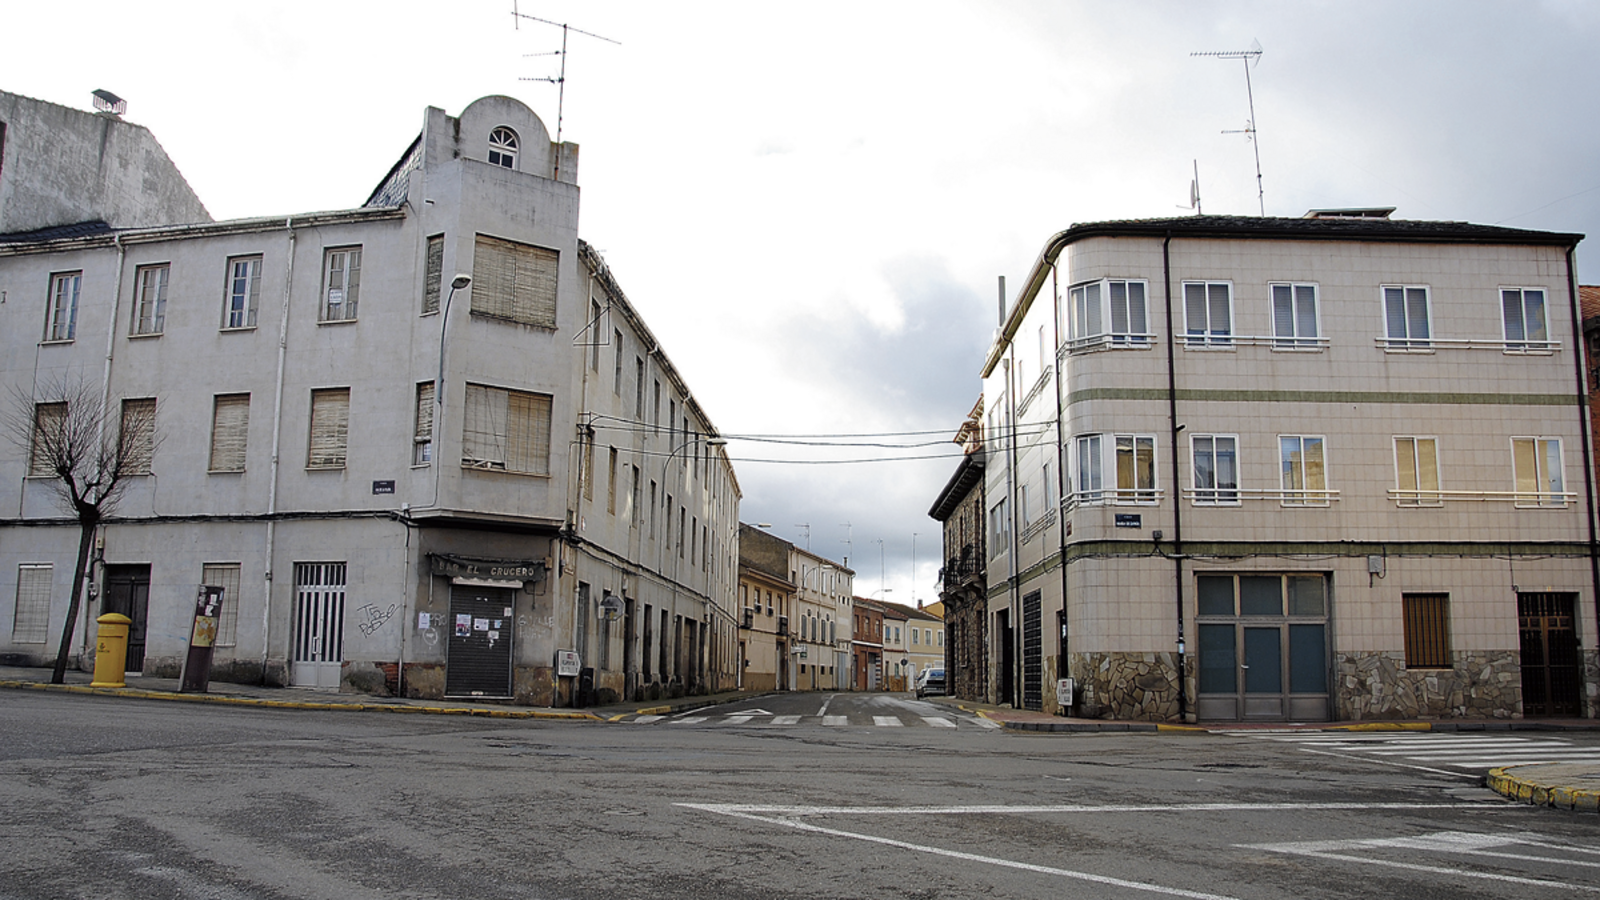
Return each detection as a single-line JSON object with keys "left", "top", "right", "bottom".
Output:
{"left": 1182, "top": 281, "right": 1233, "bottom": 348}
{"left": 1190, "top": 434, "right": 1240, "bottom": 506}
{"left": 1393, "top": 436, "right": 1441, "bottom": 507}
{"left": 1511, "top": 436, "right": 1567, "bottom": 508}
{"left": 1501, "top": 287, "right": 1552, "bottom": 352}
{"left": 1279, "top": 434, "right": 1329, "bottom": 507}
{"left": 1269, "top": 282, "right": 1321, "bottom": 349}
{"left": 45, "top": 271, "right": 80, "bottom": 342}
{"left": 321, "top": 247, "right": 361, "bottom": 322}
{"left": 1073, "top": 433, "right": 1157, "bottom": 505}
{"left": 131, "top": 263, "right": 169, "bottom": 335}
{"left": 488, "top": 127, "right": 519, "bottom": 169}
{"left": 1067, "top": 278, "right": 1149, "bottom": 349}
{"left": 413, "top": 382, "right": 435, "bottom": 466}
{"left": 1382, "top": 284, "right": 1431, "bottom": 350}
{"left": 989, "top": 498, "right": 1010, "bottom": 556}
{"left": 223, "top": 255, "right": 262, "bottom": 330}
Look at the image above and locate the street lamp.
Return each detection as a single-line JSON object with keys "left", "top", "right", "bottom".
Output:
{"left": 656, "top": 435, "right": 727, "bottom": 573}
{"left": 436, "top": 274, "right": 473, "bottom": 398}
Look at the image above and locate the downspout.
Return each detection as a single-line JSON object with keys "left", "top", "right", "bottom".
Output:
{"left": 1564, "top": 246, "right": 1600, "bottom": 669}
{"left": 1163, "top": 233, "right": 1189, "bottom": 723}
{"left": 1051, "top": 262, "right": 1071, "bottom": 709}
{"left": 1003, "top": 281, "right": 1023, "bottom": 708}
{"left": 262, "top": 218, "right": 296, "bottom": 683}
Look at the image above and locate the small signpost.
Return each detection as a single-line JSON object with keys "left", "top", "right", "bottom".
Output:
{"left": 556, "top": 650, "right": 581, "bottom": 677}
{"left": 180, "top": 585, "right": 224, "bottom": 693}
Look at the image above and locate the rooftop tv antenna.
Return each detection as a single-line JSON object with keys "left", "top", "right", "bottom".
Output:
{"left": 512, "top": 2, "right": 621, "bottom": 144}
{"left": 1192, "top": 41, "right": 1264, "bottom": 216}
{"left": 794, "top": 523, "right": 811, "bottom": 551}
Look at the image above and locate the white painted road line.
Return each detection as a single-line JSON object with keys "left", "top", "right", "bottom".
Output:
{"left": 634, "top": 715, "right": 665, "bottom": 724}
{"left": 873, "top": 716, "right": 904, "bottom": 727}
{"left": 924, "top": 717, "right": 957, "bottom": 728}
{"left": 724, "top": 715, "right": 754, "bottom": 725}
{"left": 771, "top": 715, "right": 802, "bottom": 726}
{"left": 823, "top": 715, "right": 848, "bottom": 726}
{"left": 1245, "top": 831, "right": 1600, "bottom": 894}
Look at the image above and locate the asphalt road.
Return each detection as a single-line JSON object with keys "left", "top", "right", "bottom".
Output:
{"left": 2, "top": 690, "right": 1596, "bottom": 900}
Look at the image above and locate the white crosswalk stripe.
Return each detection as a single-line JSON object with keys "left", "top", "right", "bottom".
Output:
{"left": 872, "top": 716, "right": 905, "bottom": 727}
{"left": 645, "top": 711, "right": 989, "bottom": 729}
{"left": 924, "top": 717, "right": 957, "bottom": 728}
{"left": 770, "top": 715, "right": 801, "bottom": 725}
{"left": 1240, "top": 730, "right": 1600, "bottom": 772}
{"left": 822, "top": 715, "right": 848, "bottom": 726}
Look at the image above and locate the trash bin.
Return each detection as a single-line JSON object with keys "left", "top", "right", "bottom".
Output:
{"left": 90, "top": 613, "right": 133, "bottom": 688}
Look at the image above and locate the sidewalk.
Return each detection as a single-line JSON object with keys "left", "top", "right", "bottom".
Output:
{"left": 0, "top": 665, "right": 755, "bottom": 722}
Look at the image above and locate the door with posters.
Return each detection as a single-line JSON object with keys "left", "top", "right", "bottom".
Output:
{"left": 446, "top": 585, "right": 515, "bottom": 697}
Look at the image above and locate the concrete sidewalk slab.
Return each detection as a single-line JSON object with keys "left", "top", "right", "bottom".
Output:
{"left": 1488, "top": 763, "right": 1600, "bottom": 813}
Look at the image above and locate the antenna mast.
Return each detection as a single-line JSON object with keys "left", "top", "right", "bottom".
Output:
{"left": 512, "top": 2, "right": 620, "bottom": 144}
{"left": 1192, "top": 43, "right": 1265, "bottom": 216}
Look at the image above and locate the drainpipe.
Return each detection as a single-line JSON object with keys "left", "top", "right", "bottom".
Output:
{"left": 1163, "top": 233, "right": 1188, "bottom": 723}
{"left": 1564, "top": 246, "right": 1600, "bottom": 668}
{"left": 262, "top": 218, "right": 296, "bottom": 682}
{"left": 1051, "top": 263, "right": 1071, "bottom": 706}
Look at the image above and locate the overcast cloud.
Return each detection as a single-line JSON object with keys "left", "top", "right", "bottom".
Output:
{"left": 6, "top": 1, "right": 1599, "bottom": 600}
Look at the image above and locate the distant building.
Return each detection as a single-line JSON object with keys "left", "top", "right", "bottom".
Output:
{"left": 879, "top": 600, "right": 943, "bottom": 687}
{"left": 852, "top": 597, "right": 885, "bottom": 690}
{"left": 929, "top": 397, "right": 987, "bottom": 701}
{"left": 0, "top": 89, "right": 209, "bottom": 236}
{"left": 0, "top": 95, "right": 740, "bottom": 706}
{"left": 984, "top": 211, "right": 1593, "bottom": 723}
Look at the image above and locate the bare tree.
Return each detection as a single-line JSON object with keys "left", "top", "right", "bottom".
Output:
{"left": 4, "top": 372, "right": 158, "bottom": 683}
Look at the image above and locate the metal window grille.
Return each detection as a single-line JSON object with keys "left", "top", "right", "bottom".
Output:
{"left": 12, "top": 564, "right": 51, "bottom": 643}
{"left": 202, "top": 563, "right": 242, "bottom": 647}
{"left": 1402, "top": 593, "right": 1451, "bottom": 668}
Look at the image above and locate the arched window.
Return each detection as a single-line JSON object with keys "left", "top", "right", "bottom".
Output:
{"left": 488, "top": 127, "right": 519, "bottom": 169}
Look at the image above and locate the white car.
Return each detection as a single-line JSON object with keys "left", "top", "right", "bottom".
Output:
{"left": 914, "top": 667, "right": 946, "bottom": 698}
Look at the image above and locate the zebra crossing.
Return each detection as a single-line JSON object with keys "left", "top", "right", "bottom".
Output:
{"left": 1239, "top": 730, "right": 1600, "bottom": 773}
{"left": 630, "top": 710, "right": 1000, "bottom": 730}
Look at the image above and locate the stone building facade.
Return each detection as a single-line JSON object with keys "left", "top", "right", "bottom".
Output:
{"left": 930, "top": 398, "right": 988, "bottom": 702}
{"left": 983, "top": 211, "right": 1595, "bottom": 723}
{"left": 0, "top": 96, "right": 740, "bottom": 706}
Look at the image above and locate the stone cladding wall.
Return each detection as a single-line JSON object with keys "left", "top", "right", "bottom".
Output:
{"left": 1334, "top": 650, "right": 1520, "bottom": 720}
{"left": 1069, "top": 651, "right": 1182, "bottom": 721}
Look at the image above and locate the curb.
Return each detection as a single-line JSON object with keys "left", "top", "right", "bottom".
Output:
{"left": 0, "top": 679, "right": 604, "bottom": 720}
{"left": 1487, "top": 766, "right": 1600, "bottom": 813}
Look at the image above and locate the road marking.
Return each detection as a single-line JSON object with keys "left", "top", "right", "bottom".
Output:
{"left": 733, "top": 708, "right": 774, "bottom": 716}
{"left": 873, "top": 716, "right": 903, "bottom": 727}
{"left": 634, "top": 715, "right": 665, "bottom": 724}
{"left": 1245, "top": 731, "right": 1600, "bottom": 773}
{"left": 679, "top": 802, "right": 1520, "bottom": 900}
{"left": 924, "top": 717, "right": 957, "bottom": 728}
{"left": 1244, "top": 831, "right": 1600, "bottom": 893}
{"left": 817, "top": 695, "right": 833, "bottom": 718}
{"left": 771, "top": 715, "right": 801, "bottom": 726}
{"left": 724, "top": 715, "right": 754, "bottom": 725}
{"left": 823, "top": 715, "right": 848, "bottom": 726}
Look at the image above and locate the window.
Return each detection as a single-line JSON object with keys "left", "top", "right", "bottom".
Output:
{"left": 590, "top": 300, "right": 603, "bottom": 370}
{"left": 1394, "top": 437, "right": 1439, "bottom": 506}
{"left": 1183, "top": 281, "right": 1232, "bottom": 347}
{"left": 422, "top": 235, "right": 445, "bottom": 314}
{"left": 1382, "top": 285, "right": 1430, "bottom": 349}
{"left": 209, "top": 394, "right": 250, "bottom": 473}
{"left": 1075, "top": 433, "right": 1156, "bottom": 503}
{"left": 12, "top": 564, "right": 51, "bottom": 643}
{"left": 223, "top": 256, "right": 261, "bottom": 329}
{"left": 1402, "top": 593, "right": 1451, "bottom": 668}
{"left": 989, "top": 498, "right": 1009, "bottom": 555}
{"left": 413, "top": 382, "right": 435, "bottom": 466}
{"left": 1501, "top": 288, "right": 1548, "bottom": 351}
{"left": 630, "top": 465, "right": 641, "bottom": 524}
{"left": 202, "top": 563, "right": 242, "bottom": 647}
{"left": 462, "top": 383, "right": 552, "bottom": 475}
{"left": 307, "top": 388, "right": 351, "bottom": 469}
{"left": 471, "top": 235, "right": 557, "bottom": 328}
{"left": 635, "top": 357, "right": 645, "bottom": 418}
{"left": 938, "top": 631, "right": 944, "bottom": 647}
{"left": 581, "top": 435, "right": 595, "bottom": 500}
{"left": 131, "top": 263, "right": 169, "bottom": 335}
{"left": 912, "top": 628, "right": 919, "bottom": 645}
{"left": 1270, "top": 282, "right": 1319, "bottom": 348}
{"left": 1191, "top": 435, "right": 1239, "bottom": 505}
{"left": 45, "top": 271, "right": 80, "bottom": 342}
{"left": 1068, "top": 279, "right": 1149, "bottom": 347}
{"left": 28, "top": 402, "right": 66, "bottom": 477}
{"left": 1019, "top": 483, "right": 1032, "bottom": 529}
{"left": 653, "top": 380, "right": 661, "bottom": 432}
{"left": 607, "top": 447, "right": 618, "bottom": 515}
{"left": 322, "top": 247, "right": 361, "bottom": 322}
{"left": 488, "top": 127, "right": 518, "bottom": 168}
{"left": 613, "top": 330, "right": 624, "bottom": 395}
{"left": 1512, "top": 437, "right": 1565, "bottom": 506}
{"left": 1279, "top": 435, "right": 1327, "bottom": 505}
{"left": 120, "top": 398, "right": 156, "bottom": 475}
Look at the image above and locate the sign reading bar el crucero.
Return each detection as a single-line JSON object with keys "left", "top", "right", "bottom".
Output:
{"left": 429, "top": 553, "right": 547, "bottom": 584}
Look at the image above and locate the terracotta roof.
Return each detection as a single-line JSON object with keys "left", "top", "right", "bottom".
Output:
{"left": 1581, "top": 285, "right": 1600, "bottom": 323}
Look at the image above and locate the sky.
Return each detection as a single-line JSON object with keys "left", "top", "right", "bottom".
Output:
{"left": 7, "top": 1, "right": 1600, "bottom": 603}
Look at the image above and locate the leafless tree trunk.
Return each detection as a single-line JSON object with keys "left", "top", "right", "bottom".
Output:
{"left": 4, "top": 373, "right": 158, "bottom": 683}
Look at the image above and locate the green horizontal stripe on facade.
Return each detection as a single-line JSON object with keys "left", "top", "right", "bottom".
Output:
{"left": 986, "top": 540, "right": 1594, "bottom": 599}
{"left": 1066, "top": 388, "right": 1579, "bottom": 407}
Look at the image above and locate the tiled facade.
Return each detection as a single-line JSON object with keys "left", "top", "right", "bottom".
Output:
{"left": 984, "top": 213, "right": 1596, "bottom": 723}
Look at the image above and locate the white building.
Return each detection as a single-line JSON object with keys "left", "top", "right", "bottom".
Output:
{"left": 0, "top": 95, "right": 739, "bottom": 706}
{"left": 984, "top": 211, "right": 1594, "bottom": 723}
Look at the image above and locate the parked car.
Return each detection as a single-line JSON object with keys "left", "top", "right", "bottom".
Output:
{"left": 914, "top": 667, "right": 946, "bottom": 698}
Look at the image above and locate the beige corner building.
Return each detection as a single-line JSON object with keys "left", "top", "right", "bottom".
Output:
{"left": 983, "top": 211, "right": 1595, "bottom": 723}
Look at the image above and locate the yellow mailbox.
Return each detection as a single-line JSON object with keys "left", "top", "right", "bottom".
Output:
{"left": 90, "top": 612, "right": 133, "bottom": 688}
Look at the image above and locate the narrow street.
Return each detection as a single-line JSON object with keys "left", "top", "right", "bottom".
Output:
{"left": 3, "top": 690, "right": 1596, "bottom": 900}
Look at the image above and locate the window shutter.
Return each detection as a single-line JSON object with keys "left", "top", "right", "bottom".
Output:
{"left": 471, "top": 235, "right": 558, "bottom": 328}
{"left": 209, "top": 394, "right": 250, "bottom": 472}
{"left": 308, "top": 388, "right": 350, "bottom": 468}
{"left": 1109, "top": 281, "right": 1129, "bottom": 335}
{"left": 1302, "top": 437, "right": 1325, "bottom": 492}
{"left": 1294, "top": 285, "right": 1317, "bottom": 338}
{"left": 505, "top": 390, "right": 551, "bottom": 475}
{"left": 1126, "top": 282, "right": 1147, "bottom": 335}
{"left": 1524, "top": 290, "right": 1547, "bottom": 342}
{"left": 1272, "top": 284, "right": 1294, "bottom": 338}
{"left": 423, "top": 236, "right": 444, "bottom": 314}
{"left": 1184, "top": 283, "right": 1207, "bottom": 334}
{"left": 1207, "top": 283, "right": 1230, "bottom": 336}
{"left": 1384, "top": 287, "right": 1407, "bottom": 340}
{"left": 1416, "top": 438, "right": 1438, "bottom": 493}
{"left": 13, "top": 564, "right": 51, "bottom": 643}
{"left": 413, "top": 383, "right": 435, "bottom": 465}
{"left": 1083, "top": 282, "right": 1102, "bottom": 336}
{"left": 1395, "top": 438, "right": 1418, "bottom": 493}
{"left": 29, "top": 402, "right": 67, "bottom": 477}
{"left": 120, "top": 398, "right": 156, "bottom": 475}
{"left": 1404, "top": 287, "right": 1429, "bottom": 340}
{"left": 462, "top": 383, "right": 504, "bottom": 468}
